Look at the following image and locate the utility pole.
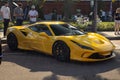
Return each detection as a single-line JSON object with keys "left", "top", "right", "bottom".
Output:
{"left": 92, "top": 0, "right": 98, "bottom": 32}
{"left": 63, "top": 0, "right": 73, "bottom": 21}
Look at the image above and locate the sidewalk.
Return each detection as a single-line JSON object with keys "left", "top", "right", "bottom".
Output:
{"left": 0, "top": 31, "right": 120, "bottom": 44}
{"left": 98, "top": 31, "right": 120, "bottom": 40}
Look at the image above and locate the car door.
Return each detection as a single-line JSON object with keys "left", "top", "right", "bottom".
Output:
{"left": 27, "top": 24, "right": 44, "bottom": 51}
{"left": 37, "top": 24, "right": 53, "bottom": 54}
{"left": 28, "top": 24, "right": 53, "bottom": 53}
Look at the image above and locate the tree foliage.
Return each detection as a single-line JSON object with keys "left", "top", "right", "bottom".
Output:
{"left": 26, "top": 0, "right": 46, "bottom": 8}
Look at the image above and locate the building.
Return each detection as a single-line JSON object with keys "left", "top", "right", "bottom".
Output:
{"left": 0, "top": 0, "right": 120, "bottom": 20}
{"left": 42, "top": 0, "right": 120, "bottom": 20}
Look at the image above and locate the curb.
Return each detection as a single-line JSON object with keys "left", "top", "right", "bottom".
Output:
{"left": 98, "top": 32, "right": 120, "bottom": 40}
{"left": 106, "top": 37, "right": 120, "bottom": 40}
{"left": 1, "top": 38, "right": 6, "bottom": 44}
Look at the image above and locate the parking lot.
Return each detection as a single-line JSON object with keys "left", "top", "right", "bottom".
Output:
{"left": 0, "top": 40, "right": 120, "bottom": 80}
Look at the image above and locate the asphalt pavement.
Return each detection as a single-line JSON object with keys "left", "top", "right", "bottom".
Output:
{"left": 0, "top": 30, "right": 120, "bottom": 80}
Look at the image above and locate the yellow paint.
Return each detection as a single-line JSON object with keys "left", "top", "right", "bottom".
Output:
{"left": 6, "top": 21, "right": 115, "bottom": 62}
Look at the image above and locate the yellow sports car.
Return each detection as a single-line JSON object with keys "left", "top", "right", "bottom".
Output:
{"left": 6, "top": 21, "right": 115, "bottom": 62}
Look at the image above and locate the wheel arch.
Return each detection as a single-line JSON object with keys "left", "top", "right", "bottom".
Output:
{"left": 7, "top": 32, "right": 18, "bottom": 50}
{"left": 52, "top": 40, "right": 69, "bottom": 48}
{"left": 7, "top": 29, "right": 23, "bottom": 45}
{"left": 52, "top": 40, "right": 71, "bottom": 61}
{"left": 52, "top": 40, "right": 71, "bottom": 54}
{"left": 7, "top": 32, "right": 18, "bottom": 41}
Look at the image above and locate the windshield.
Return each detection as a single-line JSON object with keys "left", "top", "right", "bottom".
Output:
{"left": 50, "top": 24, "right": 84, "bottom": 36}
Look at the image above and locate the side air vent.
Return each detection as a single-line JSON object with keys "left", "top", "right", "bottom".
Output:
{"left": 20, "top": 31, "right": 27, "bottom": 36}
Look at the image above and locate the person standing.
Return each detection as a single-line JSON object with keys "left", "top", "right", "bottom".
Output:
{"left": 0, "top": 2, "right": 11, "bottom": 37}
{"left": 0, "top": 11, "right": 2, "bottom": 65}
{"left": 114, "top": 8, "right": 120, "bottom": 35}
{"left": 28, "top": 5, "right": 38, "bottom": 23}
{"left": 0, "top": 37, "right": 2, "bottom": 64}
{"left": 100, "top": 9, "right": 106, "bottom": 21}
{"left": 13, "top": 3, "right": 24, "bottom": 26}
{"left": 24, "top": 4, "right": 30, "bottom": 20}
{"left": 51, "top": 9, "right": 57, "bottom": 20}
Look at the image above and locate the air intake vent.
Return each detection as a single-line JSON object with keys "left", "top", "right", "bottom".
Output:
{"left": 20, "top": 31, "right": 27, "bottom": 36}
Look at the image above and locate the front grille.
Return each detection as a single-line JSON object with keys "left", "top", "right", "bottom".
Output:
{"left": 89, "top": 53, "right": 112, "bottom": 59}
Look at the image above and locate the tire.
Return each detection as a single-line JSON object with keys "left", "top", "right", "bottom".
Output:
{"left": 7, "top": 33, "right": 18, "bottom": 50}
{"left": 52, "top": 41, "right": 70, "bottom": 62}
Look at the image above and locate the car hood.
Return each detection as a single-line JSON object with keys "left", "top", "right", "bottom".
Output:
{"left": 69, "top": 33, "right": 114, "bottom": 51}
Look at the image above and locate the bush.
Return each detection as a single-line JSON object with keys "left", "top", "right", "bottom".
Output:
{"left": 70, "top": 22, "right": 114, "bottom": 31}
{"left": 0, "top": 22, "right": 3, "bottom": 29}
{"left": 0, "top": 21, "right": 29, "bottom": 29}
{"left": 97, "top": 22, "right": 114, "bottom": 31}
{"left": 70, "top": 22, "right": 89, "bottom": 31}
{"left": 0, "top": 21, "right": 115, "bottom": 31}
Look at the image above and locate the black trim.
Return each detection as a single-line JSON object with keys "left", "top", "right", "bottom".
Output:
{"left": 20, "top": 31, "right": 27, "bottom": 36}
{"left": 88, "top": 53, "right": 112, "bottom": 59}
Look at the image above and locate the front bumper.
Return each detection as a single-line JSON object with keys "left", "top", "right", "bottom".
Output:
{"left": 88, "top": 52, "right": 113, "bottom": 59}
{"left": 72, "top": 52, "right": 116, "bottom": 62}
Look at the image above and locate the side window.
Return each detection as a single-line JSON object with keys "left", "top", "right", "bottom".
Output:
{"left": 29, "top": 24, "right": 52, "bottom": 36}
{"left": 37, "top": 24, "right": 52, "bottom": 36}
{"left": 29, "top": 25, "right": 39, "bottom": 32}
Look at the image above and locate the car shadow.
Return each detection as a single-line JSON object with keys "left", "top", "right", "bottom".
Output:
{"left": 2, "top": 44, "right": 120, "bottom": 80}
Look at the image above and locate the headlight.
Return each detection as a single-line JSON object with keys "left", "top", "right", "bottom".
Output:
{"left": 71, "top": 40, "right": 94, "bottom": 50}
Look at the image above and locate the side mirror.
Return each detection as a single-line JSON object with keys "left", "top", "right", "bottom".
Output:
{"left": 39, "top": 32, "right": 49, "bottom": 38}
{"left": 80, "top": 29, "right": 84, "bottom": 32}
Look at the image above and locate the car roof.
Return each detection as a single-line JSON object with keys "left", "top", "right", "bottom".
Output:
{"left": 36, "top": 21, "right": 66, "bottom": 25}
{"left": 9, "top": 21, "right": 67, "bottom": 29}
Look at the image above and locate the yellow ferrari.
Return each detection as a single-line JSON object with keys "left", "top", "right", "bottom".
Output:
{"left": 6, "top": 21, "right": 115, "bottom": 62}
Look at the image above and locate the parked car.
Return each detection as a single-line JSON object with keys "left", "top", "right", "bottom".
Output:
{"left": 6, "top": 21, "right": 115, "bottom": 62}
